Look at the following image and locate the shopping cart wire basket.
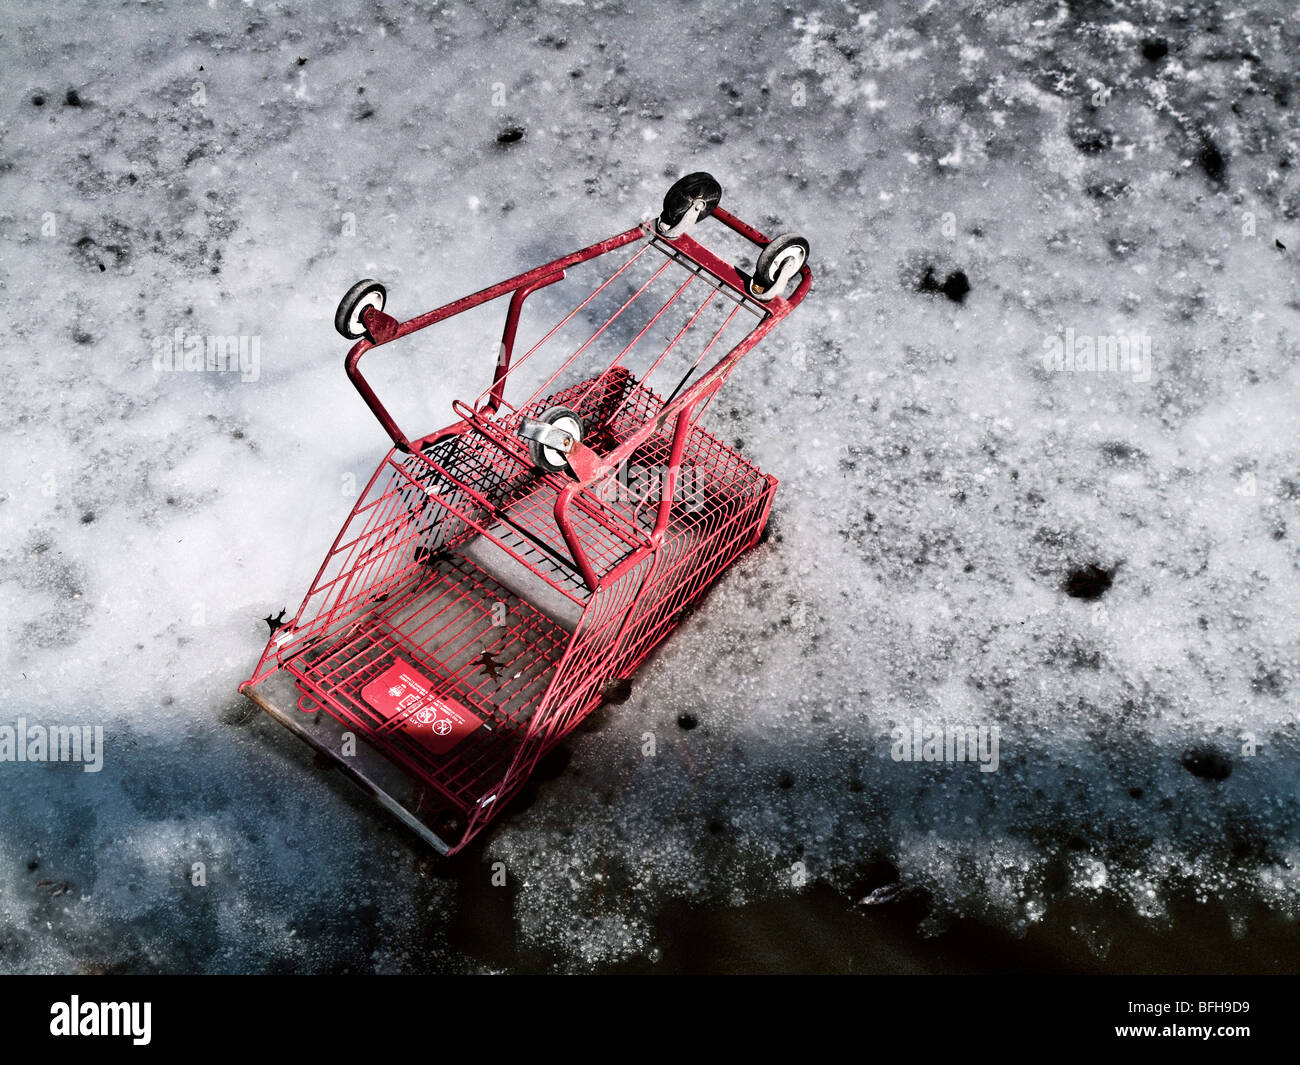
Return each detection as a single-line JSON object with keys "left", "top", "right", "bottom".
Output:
{"left": 239, "top": 172, "right": 812, "bottom": 854}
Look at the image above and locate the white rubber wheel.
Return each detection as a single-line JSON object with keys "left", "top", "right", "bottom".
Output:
{"left": 749, "top": 234, "right": 809, "bottom": 301}
{"left": 529, "top": 406, "right": 583, "bottom": 473}
{"left": 335, "top": 279, "right": 387, "bottom": 340}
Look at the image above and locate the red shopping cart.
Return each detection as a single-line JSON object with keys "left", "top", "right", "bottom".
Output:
{"left": 239, "top": 172, "right": 812, "bottom": 854}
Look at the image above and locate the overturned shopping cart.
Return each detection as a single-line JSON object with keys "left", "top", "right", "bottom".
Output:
{"left": 239, "top": 172, "right": 812, "bottom": 854}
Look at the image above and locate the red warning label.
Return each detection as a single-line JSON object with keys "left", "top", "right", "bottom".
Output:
{"left": 360, "top": 658, "right": 485, "bottom": 755}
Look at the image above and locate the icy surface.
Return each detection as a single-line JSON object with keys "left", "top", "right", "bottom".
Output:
{"left": 1, "top": 0, "right": 1298, "bottom": 972}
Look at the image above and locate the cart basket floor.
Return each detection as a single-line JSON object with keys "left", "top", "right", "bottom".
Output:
{"left": 283, "top": 550, "right": 570, "bottom": 813}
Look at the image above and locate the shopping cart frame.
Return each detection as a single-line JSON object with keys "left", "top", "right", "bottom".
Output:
{"left": 240, "top": 176, "right": 811, "bottom": 854}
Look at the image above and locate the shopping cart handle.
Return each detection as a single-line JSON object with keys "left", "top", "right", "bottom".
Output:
{"left": 341, "top": 224, "right": 649, "bottom": 453}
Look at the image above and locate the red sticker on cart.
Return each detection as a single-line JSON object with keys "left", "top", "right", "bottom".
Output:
{"left": 361, "top": 658, "right": 484, "bottom": 755}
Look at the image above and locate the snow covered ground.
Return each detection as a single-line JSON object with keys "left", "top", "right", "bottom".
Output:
{"left": 1, "top": 0, "right": 1297, "bottom": 972}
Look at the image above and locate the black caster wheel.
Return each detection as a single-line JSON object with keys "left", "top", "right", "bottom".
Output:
{"left": 335, "top": 279, "right": 387, "bottom": 340}
{"left": 748, "top": 234, "right": 809, "bottom": 302}
{"left": 656, "top": 172, "right": 722, "bottom": 238}
{"left": 526, "top": 405, "right": 584, "bottom": 473}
